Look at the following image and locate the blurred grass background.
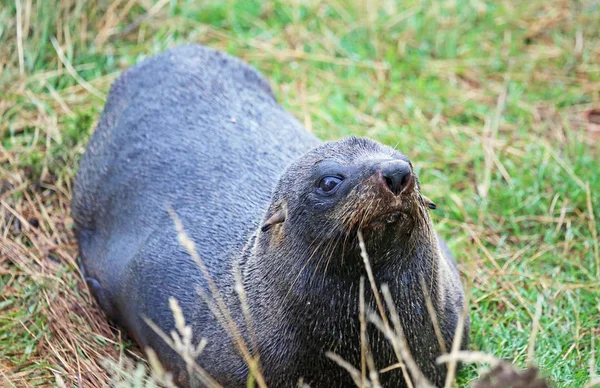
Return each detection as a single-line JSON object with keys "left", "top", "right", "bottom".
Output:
{"left": 1, "top": 0, "right": 599, "bottom": 386}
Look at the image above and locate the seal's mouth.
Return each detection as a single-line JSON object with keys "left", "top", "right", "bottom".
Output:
{"left": 367, "top": 210, "right": 406, "bottom": 228}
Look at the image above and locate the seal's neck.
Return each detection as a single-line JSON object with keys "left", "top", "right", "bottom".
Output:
{"left": 243, "top": 216, "right": 445, "bottom": 368}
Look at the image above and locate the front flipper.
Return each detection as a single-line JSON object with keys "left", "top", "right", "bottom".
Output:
{"left": 85, "top": 277, "right": 118, "bottom": 318}
{"left": 80, "top": 262, "right": 119, "bottom": 322}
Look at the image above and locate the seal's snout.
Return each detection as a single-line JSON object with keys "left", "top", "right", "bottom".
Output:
{"left": 379, "top": 160, "right": 413, "bottom": 195}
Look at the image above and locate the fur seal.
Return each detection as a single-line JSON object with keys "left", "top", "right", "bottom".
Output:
{"left": 72, "top": 44, "right": 469, "bottom": 387}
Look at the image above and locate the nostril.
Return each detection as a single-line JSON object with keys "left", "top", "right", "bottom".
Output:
{"left": 380, "top": 160, "right": 413, "bottom": 195}
{"left": 384, "top": 176, "right": 394, "bottom": 191}
{"left": 400, "top": 172, "right": 411, "bottom": 189}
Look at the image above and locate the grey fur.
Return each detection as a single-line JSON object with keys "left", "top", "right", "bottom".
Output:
{"left": 72, "top": 44, "right": 468, "bottom": 387}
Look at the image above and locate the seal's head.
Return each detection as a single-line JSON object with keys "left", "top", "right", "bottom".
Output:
{"left": 261, "top": 137, "right": 435, "bottom": 258}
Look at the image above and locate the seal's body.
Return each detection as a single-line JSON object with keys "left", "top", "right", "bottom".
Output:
{"left": 72, "top": 45, "right": 468, "bottom": 387}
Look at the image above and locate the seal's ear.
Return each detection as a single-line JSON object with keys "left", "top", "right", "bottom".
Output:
{"left": 422, "top": 195, "right": 437, "bottom": 210}
{"left": 261, "top": 205, "right": 287, "bottom": 232}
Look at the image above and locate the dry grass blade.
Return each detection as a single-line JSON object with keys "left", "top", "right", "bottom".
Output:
{"left": 103, "top": 348, "right": 175, "bottom": 387}
{"left": 142, "top": 316, "right": 220, "bottom": 388}
{"left": 436, "top": 351, "right": 502, "bottom": 366}
{"left": 146, "top": 348, "right": 176, "bottom": 386}
{"left": 587, "top": 332, "right": 598, "bottom": 388}
{"left": 478, "top": 82, "right": 509, "bottom": 203}
{"left": 546, "top": 144, "right": 587, "bottom": 191}
{"left": 326, "top": 352, "right": 372, "bottom": 388}
{"left": 15, "top": 0, "right": 24, "bottom": 75}
{"left": 365, "top": 344, "right": 383, "bottom": 388}
{"left": 1, "top": 370, "right": 18, "bottom": 388}
{"left": 233, "top": 262, "right": 263, "bottom": 379}
{"left": 169, "top": 208, "right": 267, "bottom": 388}
{"left": 359, "top": 277, "right": 367, "bottom": 387}
{"left": 366, "top": 313, "right": 419, "bottom": 388}
{"left": 527, "top": 295, "right": 544, "bottom": 365}
{"left": 584, "top": 377, "right": 600, "bottom": 388}
{"left": 356, "top": 230, "right": 388, "bottom": 328}
{"left": 442, "top": 290, "right": 469, "bottom": 388}
{"left": 380, "top": 285, "right": 434, "bottom": 388}
{"left": 585, "top": 182, "right": 600, "bottom": 278}
{"left": 420, "top": 276, "right": 447, "bottom": 355}
{"left": 107, "top": 0, "right": 171, "bottom": 42}
{"left": 356, "top": 229, "right": 413, "bottom": 387}
{"left": 50, "top": 37, "right": 105, "bottom": 100}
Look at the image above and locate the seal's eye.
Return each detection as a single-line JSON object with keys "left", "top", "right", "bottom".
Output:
{"left": 318, "top": 176, "right": 342, "bottom": 193}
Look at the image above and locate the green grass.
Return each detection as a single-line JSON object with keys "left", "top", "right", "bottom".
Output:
{"left": 1, "top": 0, "right": 599, "bottom": 386}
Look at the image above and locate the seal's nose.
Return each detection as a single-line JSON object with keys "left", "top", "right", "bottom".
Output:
{"left": 380, "top": 160, "right": 412, "bottom": 195}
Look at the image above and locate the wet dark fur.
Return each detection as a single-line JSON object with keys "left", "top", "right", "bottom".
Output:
{"left": 72, "top": 44, "right": 469, "bottom": 387}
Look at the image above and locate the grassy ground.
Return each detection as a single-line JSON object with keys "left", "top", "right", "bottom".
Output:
{"left": 1, "top": 0, "right": 599, "bottom": 386}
